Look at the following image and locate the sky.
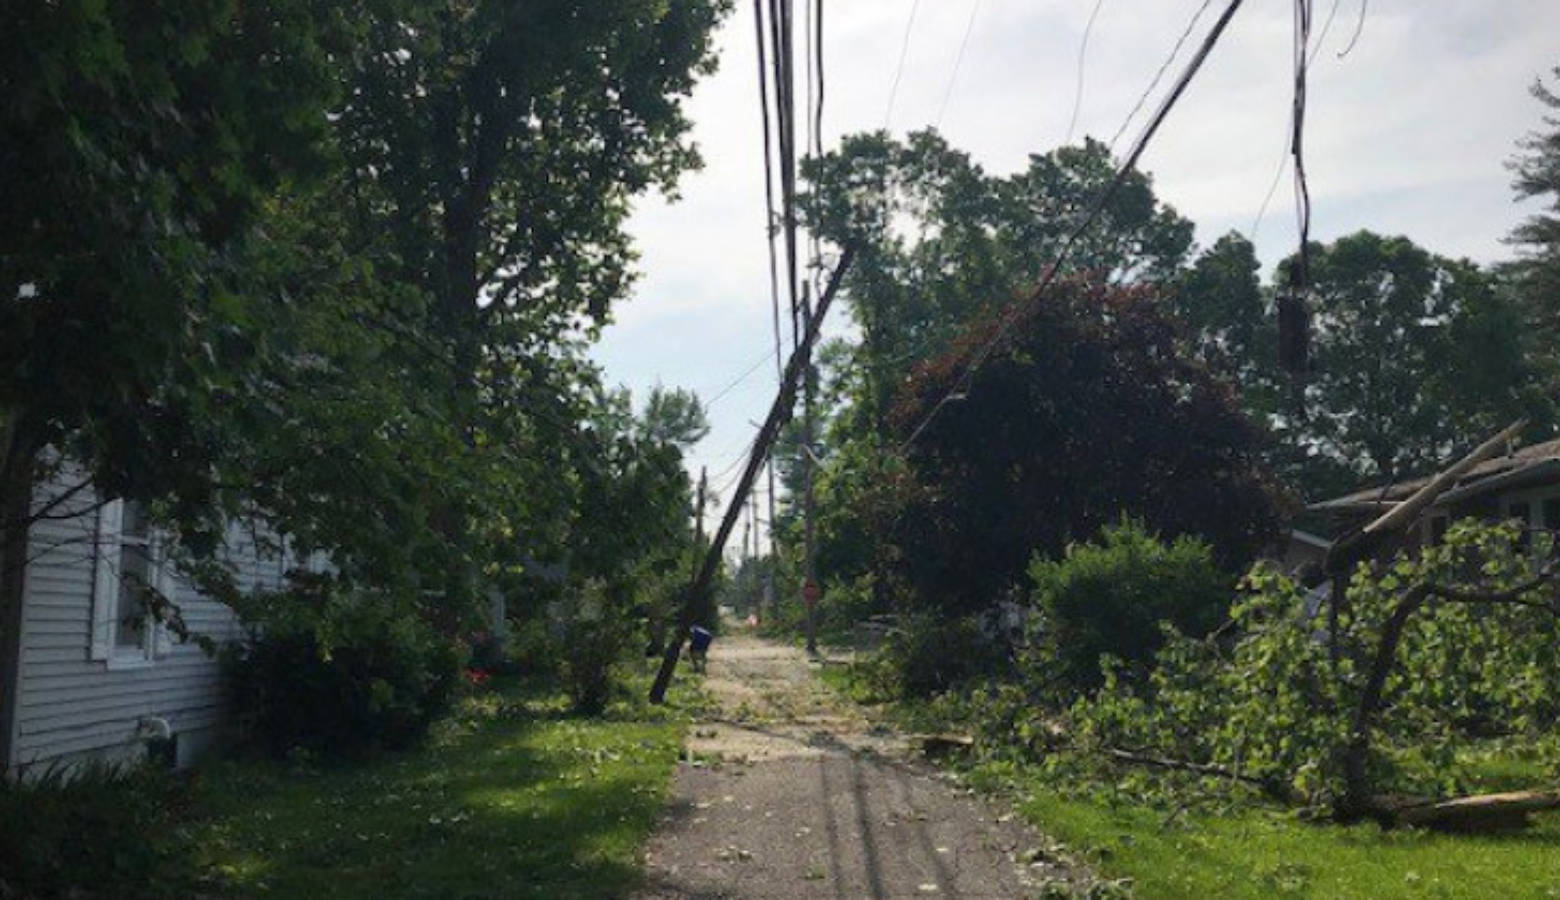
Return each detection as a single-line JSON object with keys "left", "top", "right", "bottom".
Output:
{"left": 590, "top": 0, "right": 1560, "bottom": 539}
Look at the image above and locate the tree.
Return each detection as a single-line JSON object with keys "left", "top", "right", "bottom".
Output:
{"left": 1063, "top": 520, "right": 1560, "bottom": 824}
{"left": 639, "top": 387, "right": 712, "bottom": 448}
{"left": 802, "top": 130, "right": 1195, "bottom": 434}
{"left": 888, "top": 279, "right": 1287, "bottom": 615}
{"left": 787, "top": 132, "right": 1200, "bottom": 611}
{"left": 328, "top": 0, "right": 728, "bottom": 607}
{"left": 0, "top": 0, "right": 731, "bottom": 722}
{"left": 0, "top": 0, "right": 355, "bottom": 700}
{"left": 1279, "top": 232, "right": 1544, "bottom": 489}
{"left": 1506, "top": 66, "right": 1560, "bottom": 337}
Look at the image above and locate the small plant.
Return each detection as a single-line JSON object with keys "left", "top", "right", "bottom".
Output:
{"left": 0, "top": 761, "right": 193, "bottom": 899}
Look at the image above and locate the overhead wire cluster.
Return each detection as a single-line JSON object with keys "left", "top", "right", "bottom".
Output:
{"left": 733, "top": 0, "right": 827, "bottom": 559}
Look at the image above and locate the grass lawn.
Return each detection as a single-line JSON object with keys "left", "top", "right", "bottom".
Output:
{"left": 1013, "top": 789, "right": 1560, "bottom": 899}
{"left": 816, "top": 652, "right": 1560, "bottom": 897}
{"left": 183, "top": 670, "right": 699, "bottom": 899}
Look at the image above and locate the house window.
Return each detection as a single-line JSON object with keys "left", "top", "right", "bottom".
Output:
{"left": 92, "top": 499, "right": 170, "bottom": 667}
{"left": 1544, "top": 498, "right": 1560, "bottom": 530}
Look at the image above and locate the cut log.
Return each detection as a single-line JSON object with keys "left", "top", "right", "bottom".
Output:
{"left": 1385, "top": 789, "right": 1560, "bottom": 832}
{"left": 919, "top": 734, "right": 975, "bottom": 758}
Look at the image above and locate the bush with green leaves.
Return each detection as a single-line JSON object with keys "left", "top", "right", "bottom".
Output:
{"left": 225, "top": 581, "right": 462, "bottom": 758}
{"left": 557, "top": 579, "right": 642, "bottom": 715}
{"left": 0, "top": 762, "right": 193, "bottom": 899}
{"left": 880, "top": 612, "right": 1012, "bottom": 697}
{"left": 1028, "top": 519, "right": 1233, "bottom": 690}
{"left": 1050, "top": 520, "right": 1560, "bottom": 819}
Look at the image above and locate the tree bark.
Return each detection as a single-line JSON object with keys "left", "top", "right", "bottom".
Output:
{"left": 1339, "top": 585, "right": 1428, "bottom": 822}
{"left": 0, "top": 413, "right": 40, "bottom": 773}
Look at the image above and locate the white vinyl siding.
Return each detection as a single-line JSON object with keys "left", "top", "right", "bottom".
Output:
{"left": 9, "top": 471, "right": 283, "bottom": 772}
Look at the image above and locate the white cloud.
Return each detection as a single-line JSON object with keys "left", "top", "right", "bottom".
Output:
{"left": 593, "top": 0, "right": 1560, "bottom": 531}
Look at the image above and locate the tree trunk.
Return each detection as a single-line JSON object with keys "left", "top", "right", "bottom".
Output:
{"left": 0, "top": 413, "right": 40, "bottom": 773}
{"left": 1339, "top": 585, "right": 1428, "bottom": 822}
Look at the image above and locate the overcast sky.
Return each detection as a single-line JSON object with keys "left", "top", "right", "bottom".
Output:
{"left": 591, "top": 0, "right": 1560, "bottom": 536}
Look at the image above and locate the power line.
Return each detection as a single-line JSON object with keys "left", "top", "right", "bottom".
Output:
{"left": 813, "top": 0, "right": 824, "bottom": 159}
{"left": 770, "top": 0, "right": 802, "bottom": 349}
{"left": 882, "top": 0, "right": 922, "bottom": 128}
{"left": 1276, "top": 0, "right": 1314, "bottom": 380}
{"left": 934, "top": 0, "right": 983, "bottom": 129}
{"left": 753, "top": 0, "right": 786, "bottom": 387}
{"left": 900, "top": 0, "right": 1251, "bottom": 452}
{"left": 703, "top": 348, "right": 780, "bottom": 410}
{"left": 1254, "top": 0, "right": 1354, "bottom": 238}
{"left": 1065, "top": 0, "right": 1109, "bottom": 144}
{"left": 1108, "top": 0, "right": 1214, "bottom": 154}
{"left": 1336, "top": 0, "right": 1367, "bottom": 59}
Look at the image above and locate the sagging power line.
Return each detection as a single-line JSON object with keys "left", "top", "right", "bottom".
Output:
{"left": 899, "top": 0, "right": 1252, "bottom": 453}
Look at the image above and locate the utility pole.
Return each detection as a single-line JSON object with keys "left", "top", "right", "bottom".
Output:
{"left": 693, "top": 467, "right": 707, "bottom": 549}
{"left": 649, "top": 246, "right": 854, "bottom": 703}
{"left": 766, "top": 462, "right": 781, "bottom": 624}
{"left": 749, "top": 485, "right": 762, "bottom": 616}
{"left": 801, "top": 284, "right": 819, "bottom": 654}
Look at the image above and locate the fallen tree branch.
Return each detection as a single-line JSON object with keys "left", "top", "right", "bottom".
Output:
{"left": 1384, "top": 789, "right": 1560, "bottom": 831}
{"left": 1101, "top": 747, "right": 1295, "bottom": 802}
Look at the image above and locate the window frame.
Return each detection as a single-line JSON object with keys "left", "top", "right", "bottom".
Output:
{"left": 1501, "top": 487, "right": 1560, "bottom": 561}
{"left": 91, "top": 499, "right": 173, "bottom": 669}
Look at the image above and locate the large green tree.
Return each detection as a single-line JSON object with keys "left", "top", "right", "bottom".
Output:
{"left": 802, "top": 130, "right": 1194, "bottom": 432}
{"left": 1277, "top": 232, "right": 1543, "bottom": 489}
{"left": 889, "top": 280, "right": 1286, "bottom": 614}
{"left": 330, "top": 0, "right": 727, "bottom": 605}
{"left": 1507, "top": 66, "right": 1560, "bottom": 331}
{"left": 0, "top": 0, "right": 729, "bottom": 687}
{"left": 788, "top": 132, "right": 1199, "bottom": 598}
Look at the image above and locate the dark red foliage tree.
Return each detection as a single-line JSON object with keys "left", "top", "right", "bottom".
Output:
{"left": 888, "top": 279, "right": 1290, "bottom": 614}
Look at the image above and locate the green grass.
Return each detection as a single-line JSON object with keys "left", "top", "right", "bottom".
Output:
{"left": 1015, "top": 789, "right": 1560, "bottom": 899}
{"left": 184, "top": 671, "right": 697, "bottom": 899}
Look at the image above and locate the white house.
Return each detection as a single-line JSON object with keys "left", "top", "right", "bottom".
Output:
{"left": 0, "top": 469, "right": 287, "bottom": 776}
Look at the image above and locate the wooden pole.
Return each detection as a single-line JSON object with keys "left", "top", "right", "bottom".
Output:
{"left": 649, "top": 245, "right": 855, "bottom": 703}
{"left": 801, "top": 283, "right": 819, "bottom": 655}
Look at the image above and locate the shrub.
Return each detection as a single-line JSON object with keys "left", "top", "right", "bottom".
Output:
{"left": 558, "top": 579, "right": 640, "bottom": 715}
{"left": 504, "top": 614, "right": 564, "bottom": 678}
{"left": 0, "top": 762, "right": 192, "bottom": 899}
{"left": 1028, "top": 519, "right": 1232, "bottom": 690}
{"left": 225, "top": 584, "right": 462, "bottom": 758}
{"left": 881, "top": 612, "right": 1011, "bottom": 697}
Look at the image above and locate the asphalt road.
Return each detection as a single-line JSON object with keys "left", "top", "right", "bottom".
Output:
{"left": 634, "top": 633, "right": 1077, "bottom": 899}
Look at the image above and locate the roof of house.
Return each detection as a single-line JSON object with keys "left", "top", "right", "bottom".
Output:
{"left": 1308, "top": 436, "right": 1560, "bottom": 515}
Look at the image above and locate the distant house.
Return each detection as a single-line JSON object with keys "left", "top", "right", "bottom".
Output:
{"left": 0, "top": 467, "right": 289, "bottom": 776}
{"left": 1292, "top": 436, "right": 1560, "bottom": 560}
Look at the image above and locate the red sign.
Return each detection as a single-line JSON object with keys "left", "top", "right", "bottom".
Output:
{"left": 803, "top": 578, "right": 821, "bottom": 608}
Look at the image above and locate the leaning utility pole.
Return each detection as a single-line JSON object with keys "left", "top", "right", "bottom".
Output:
{"left": 649, "top": 246, "right": 855, "bottom": 703}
